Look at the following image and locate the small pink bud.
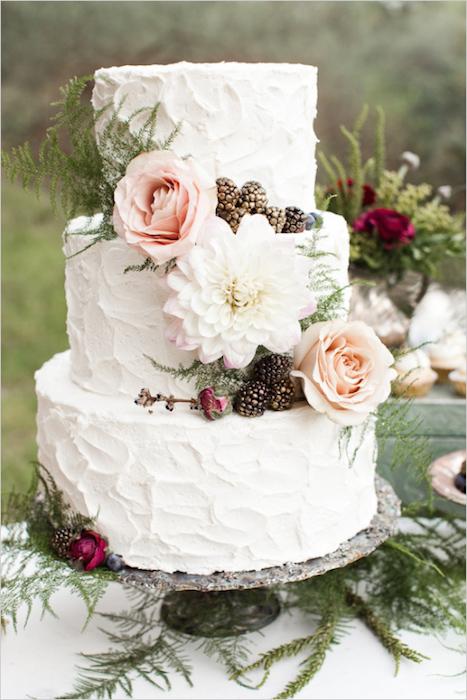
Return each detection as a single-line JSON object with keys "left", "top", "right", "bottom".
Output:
{"left": 198, "top": 387, "right": 232, "bottom": 421}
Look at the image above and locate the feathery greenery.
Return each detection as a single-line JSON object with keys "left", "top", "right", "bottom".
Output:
{"left": 376, "top": 396, "right": 433, "bottom": 488}
{"left": 297, "top": 218, "right": 346, "bottom": 330}
{"left": 145, "top": 355, "right": 253, "bottom": 397}
{"left": 59, "top": 588, "right": 192, "bottom": 699}
{"left": 123, "top": 257, "right": 159, "bottom": 274}
{"left": 2, "top": 75, "right": 102, "bottom": 217}
{"left": 123, "top": 257, "right": 176, "bottom": 275}
{"left": 2, "top": 461, "right": 465, "bottom": 699}
{"left": 2, "top": 74, "right": 181, "bottom": 256}
{"left": 2, "top": 464, "right": 116, "bottom": 631}
{"left": 60, "top": 519, "right": 464, "bottom": 700}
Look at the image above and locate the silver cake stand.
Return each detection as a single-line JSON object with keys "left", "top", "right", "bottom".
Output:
{"left": 118, "top": 476, "right": 400, "bottom": 636}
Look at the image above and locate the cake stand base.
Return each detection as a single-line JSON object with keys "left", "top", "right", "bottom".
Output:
{"left": 161, "top": 588, "right": 281, "bottom": 637}
{"left": 120, "top": 477, "right": 400, "bottom": 637}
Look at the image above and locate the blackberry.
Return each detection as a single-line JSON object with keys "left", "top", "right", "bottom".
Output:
{"left": 239, "top": 181, "right": 268, "bottom": 213}
{"left": 218, "top": 205, "right": 248, "bottom": 233}
{"left": 264, "top": 206, "right": 286, "bottom": 233}
{"left": 253, "top": 354, "right": 293, "bottom": 386}
{"left": 234, "top": 380, "right": 271, "bottom": 417}
{"left": 216, "top": 177, "right": 241, "bottom": 215}
{"left": 269, "top": 377, "right": 295, "bottom": 411}
{"left": 283, "top": 206, "right": 308, "bottom": 233}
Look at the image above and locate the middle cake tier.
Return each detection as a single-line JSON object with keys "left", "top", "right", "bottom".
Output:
{"left": 64, "top": 211, "right": 350, "bottom": 398}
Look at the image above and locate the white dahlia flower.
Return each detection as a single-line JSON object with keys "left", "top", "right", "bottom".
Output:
{"left": 163, "top": 214, "right": 316, "bottom": 369}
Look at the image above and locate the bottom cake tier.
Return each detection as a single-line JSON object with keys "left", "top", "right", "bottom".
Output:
{"left": 36, "top": 351, "right": 378, "bottom": 575}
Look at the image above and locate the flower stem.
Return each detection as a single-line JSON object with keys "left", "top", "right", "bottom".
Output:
{"left": 135, "top": 388, "right": 199, "bottom": 412}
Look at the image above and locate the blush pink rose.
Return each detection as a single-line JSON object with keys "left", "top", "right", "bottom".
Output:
{"left": 291, "top": 320, "right": 397, "bottom": 426}
{"left": 113, "top": 150, "right": 217, "bottom": 265}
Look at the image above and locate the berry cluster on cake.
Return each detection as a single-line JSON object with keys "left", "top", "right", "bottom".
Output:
{"left": 35, "top": 62, "right": 396, "bottom": 575}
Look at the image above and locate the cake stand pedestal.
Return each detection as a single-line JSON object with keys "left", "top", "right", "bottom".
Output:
{"left": 119, "top": 476, "right": 400, "bottom": 637}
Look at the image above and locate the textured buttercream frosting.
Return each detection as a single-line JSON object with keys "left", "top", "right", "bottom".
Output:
{"left": 35, "top": 61, "right": 378, "bottom": 575}
{"left": 36, "top": 352, "right": 377, "bottom": 574}
{"left": 64, "top": 211, "right": 350, "bottom": 399}
{"left": 92, "top": 62, "right": 317, "bottom": 211}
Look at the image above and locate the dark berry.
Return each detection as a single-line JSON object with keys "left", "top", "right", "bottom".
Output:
{"left": 305, "top": 212, "right": 318, "bottom": 230}
{"left": 106, "top": 553, "right": 125, "bottom": 572}
{"left": 454, "top": 473, "right": 466, "bottom": 494}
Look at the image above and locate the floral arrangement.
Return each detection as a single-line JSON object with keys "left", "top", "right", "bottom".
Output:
{"left": 108, "top": 113, "right": 396, "bottom": 425}
{"left": 316, "top": 106, "right": 465, "bottom": 278}
{"left": 3, "top": 77, "right": 399, "bottom": 429}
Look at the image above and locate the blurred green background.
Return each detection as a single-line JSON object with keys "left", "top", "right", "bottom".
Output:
{"left": 2, "top": 0, "right": 466, "bottom": 494}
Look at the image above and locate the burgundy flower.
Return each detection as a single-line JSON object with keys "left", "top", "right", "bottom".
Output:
{"left": 69, "top": 529, "right": 107, "bottom": 571}
{"left": 198, "top": 387, "right": 231, "bottom": 420}
{"left": 353, "top": 208, "right": 416, "bottom": 250}
{"left": 336, "top": 178, "right": 376, "bottom": 207}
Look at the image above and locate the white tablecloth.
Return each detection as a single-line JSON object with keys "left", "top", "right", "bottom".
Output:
{"left": 2, "top": 576, "right": 464, "bottom": 700}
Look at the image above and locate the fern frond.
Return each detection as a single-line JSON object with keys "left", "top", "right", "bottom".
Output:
{"left": 273, "top": 613, "right": 339, "bottom": 699}
{"left": 3, "top": 75, "right": 179, "bottom": 259}
{"left": 124, "top": 257, "right": 159, "bottom": 274}
{"left": 346, "top": 590, "right": 428, "bottom": 674}
{"left": 144, "top": 354, "right": 249, "bottom": 395}
{"left": 159, "top": 122, "right": 182, "bottom": 150}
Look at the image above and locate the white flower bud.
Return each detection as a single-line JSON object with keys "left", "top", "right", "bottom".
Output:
{"left": 437, "top": 185, "right": 452, "bottom": 199}
{"left": 401, "top": 151, "right": 420, "bottom": 170}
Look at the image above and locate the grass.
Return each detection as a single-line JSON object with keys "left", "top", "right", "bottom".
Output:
{"left": 2, "top": 182, "right": 66, "bottom": 494}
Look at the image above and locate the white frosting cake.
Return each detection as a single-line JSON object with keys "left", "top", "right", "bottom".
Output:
{"left": 64, "top": 211, "right": 350, "bottom": 399}
{"left": 92, "top": 62, "right": 317, "bottom": 211}
{"left": 36, "top": 351, "right": 376, "bottom": 574}
{"left": 35, "top": 62, "right": 379, "bottom": 575}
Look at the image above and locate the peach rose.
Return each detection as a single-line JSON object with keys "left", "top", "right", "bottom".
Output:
{"left": 291, "top": 320, "right": 397, "bottom": 426}
{"left": 113, "top": 150, "right": 217, "bottom": 265}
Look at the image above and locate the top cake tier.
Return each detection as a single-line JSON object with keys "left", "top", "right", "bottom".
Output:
{"left": 92, "top": 62, "right": 318, "bottom": 211}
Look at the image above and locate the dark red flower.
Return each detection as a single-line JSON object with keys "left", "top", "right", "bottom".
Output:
{"left": 69, "top": 529, "right": 107, "bottom": 571}
{"left": 336, "top": 178, "right": 376, "bottom": 207}
{"left": 198, "top": 387, "right": 231, "bottom": 420}
{"left": 353, "top": 208, "right": 416, "bottom": 250}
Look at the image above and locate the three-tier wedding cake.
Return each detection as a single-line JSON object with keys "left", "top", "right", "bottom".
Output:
{"left": 35, "top": 63, "right": 395, "bottom": 575}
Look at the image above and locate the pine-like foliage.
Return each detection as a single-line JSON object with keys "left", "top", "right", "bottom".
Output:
{"left": 145, "top": 355, "right": 252, "bottom": 396}
{"left": 2, "top": 464, "right": 464, "bottom": 699}
{"left": 2, "top": 76, "right": 102, "bottom": 217}
{"left": 376, "top": 396, "right": 433, "bottom": 485}
{"left": 2, "top": 464, "right": 116, "bottom": 630}
{"left": 59, "top": 519, "right": 464, "bottom": 700}
{"left": 298, "top": 217, "right": 346, "bottom": 329}
{"left": 59, "top": 588, "right": 193, "bottom": 699}
{"left": 2, "top": 75, "right": 180, "bottom": 255}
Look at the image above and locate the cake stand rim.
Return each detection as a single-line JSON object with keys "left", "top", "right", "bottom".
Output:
{"left": 118, "top": 475, "right": 400, "bottom": 593}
